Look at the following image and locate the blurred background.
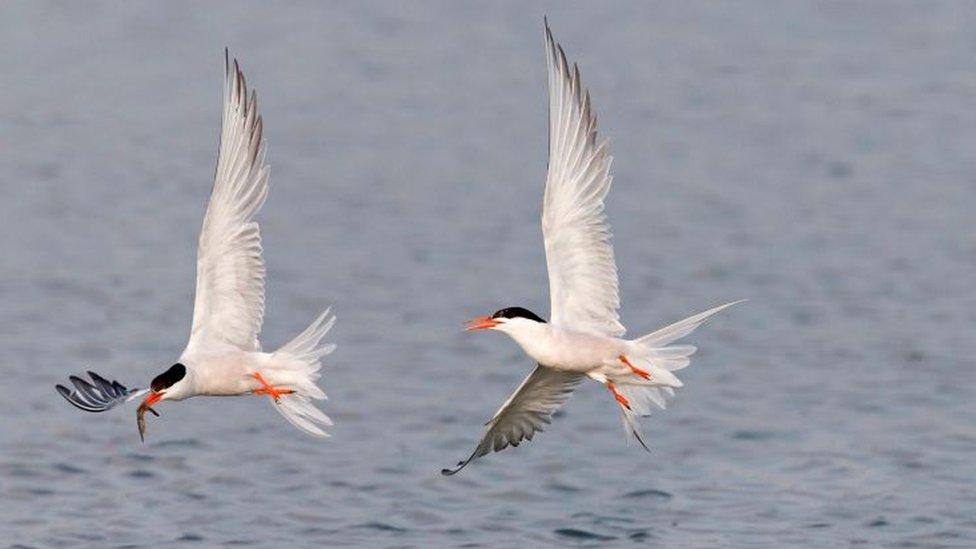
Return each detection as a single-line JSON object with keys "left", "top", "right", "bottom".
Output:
{"left": 1, "top": 1, "right": 973, "bottom": 546}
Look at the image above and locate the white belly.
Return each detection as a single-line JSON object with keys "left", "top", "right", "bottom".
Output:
{"left": 519, "top": 329, "right": 625, "bottom": 373}
{"left": 188, "top": 351, "right": 270, "bottom": 396}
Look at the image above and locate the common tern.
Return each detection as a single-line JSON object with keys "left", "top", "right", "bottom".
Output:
{"left": 57, "top": 52, "right": 336, "bottom": 441}
{"left": 443, "top": 22, "right": 742, "bottom": 475}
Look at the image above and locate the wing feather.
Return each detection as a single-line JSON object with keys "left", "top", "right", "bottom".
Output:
{"left": 184, "top": 52, "right": 269, "bottom": 355}
{"left": 542, "top": 22, "right": 624, "bottom": 337}
{"left": 442, "top": 365, "right": 582, "bottom": 475}
{"left": 55, "top": 371, "right": 145, "bottom": 413}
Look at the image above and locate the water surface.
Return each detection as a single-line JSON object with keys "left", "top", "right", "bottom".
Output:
{"left": 1, "top": 2, "right": 974, "bottom": 546}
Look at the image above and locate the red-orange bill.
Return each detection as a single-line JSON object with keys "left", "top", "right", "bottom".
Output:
{"left": 142, "top": 391, "right": 163, "bottom": 408}
{"left": 465, "top": 316, "right": 499, "bottom": 331}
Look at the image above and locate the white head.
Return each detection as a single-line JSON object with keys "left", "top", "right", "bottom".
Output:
{"left": 137, "top": 363, "right": 193, "bottom": 441}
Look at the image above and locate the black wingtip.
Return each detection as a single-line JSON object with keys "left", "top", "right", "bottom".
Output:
{"left": 57, "top": 371, "right": 135, "bottom": 413}
{"left": 56, "top": 383, "right": 99, "bottom": 412}
{"left": 441, "top": 461, "right": 465, "bottom": 476}
{"left": 441, "top": 458, "right": 473, "bottom": 476}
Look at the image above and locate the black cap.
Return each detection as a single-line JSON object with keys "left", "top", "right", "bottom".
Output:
{"left": 491, "top": 307, "right": 546, "bottom": 323}
{"left": 150, "top": 363, "right": 186, "bottom": 392}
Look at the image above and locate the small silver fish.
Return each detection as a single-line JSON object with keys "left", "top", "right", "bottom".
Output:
{"left": 136, "top": 402, "right": 159, "bottom": 442}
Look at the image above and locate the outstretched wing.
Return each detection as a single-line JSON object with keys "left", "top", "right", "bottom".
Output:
{"left": 183, "top": 52, "right": 270, "bottom": 356}
{"left": 442, "top": 365, "right": 583, "bottom": 475}
{"left": 542, "top": 22, "right": 625, "bottom": 338}
{"left": 56, "top": 371, "right": 146, "bottom": 413}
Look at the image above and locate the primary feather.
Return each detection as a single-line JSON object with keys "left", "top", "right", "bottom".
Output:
{"left": 55, "top": 371, "right": 144, "bottom": 413}
{"left": 442, "top": 365, "right": 583, "bottom": 475}
{"left": 184, "top": 52, "right": 270, "bottom": 356}
{"left": 542, "top": 22, "right": 624, "bottom": 338}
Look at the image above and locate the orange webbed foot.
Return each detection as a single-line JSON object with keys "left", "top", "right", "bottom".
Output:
{"left": 619, "top": 354, "right": 651, "bottom": 381}
{"left": 251, "top": 372, "right": 294, "bottom": 403}
{"left": 607, "top": 381, "right": 631, "bottom": 410}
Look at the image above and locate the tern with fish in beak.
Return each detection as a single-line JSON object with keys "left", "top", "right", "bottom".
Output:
{"left": 56, "top": 51, "right": 336, "bottom": 441}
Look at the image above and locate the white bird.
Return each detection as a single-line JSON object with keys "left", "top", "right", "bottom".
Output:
{"left": 56, "top": 52, "right": 336, "bottom": 441}
{"left": 442, "top": 22, "right": 743, "bottom": 475}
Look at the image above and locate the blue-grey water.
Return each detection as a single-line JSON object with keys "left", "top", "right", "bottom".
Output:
{"left": 2, "top": 2, "right": 974, "bottom": 546}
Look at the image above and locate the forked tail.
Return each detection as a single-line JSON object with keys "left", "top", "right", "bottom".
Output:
{"left": 616, "top": 300, "right": 745, "bottom": 447}
{"left": 268, "top": 308, "right": 336, "bottom": 437}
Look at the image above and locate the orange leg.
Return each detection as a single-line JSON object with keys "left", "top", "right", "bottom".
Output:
{"left": 619, "top": 354, "right": 651, "bottom": 381}
{"left": 251, "top": 372, "right": 294, "bottom": 403}
{"left": 607, "top": 381, "right": 631, "bottom": 410}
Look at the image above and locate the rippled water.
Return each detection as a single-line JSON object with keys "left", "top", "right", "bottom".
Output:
{"left": 2, "top": 2, "right": 975, "bottom": 546}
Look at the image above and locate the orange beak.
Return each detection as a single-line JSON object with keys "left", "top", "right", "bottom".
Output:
{"left": 143, "top": 391, "right": 163, "bottom": 408}
{"left": 465, "top": 315, "right": 499, "bottom": 331}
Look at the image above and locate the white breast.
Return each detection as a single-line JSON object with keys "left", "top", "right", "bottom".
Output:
{"left": 186, "top": 351, "right": 264, "bottom": 396}
{"left": 507, "top": 323, "right": 624, "bottom": 373}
